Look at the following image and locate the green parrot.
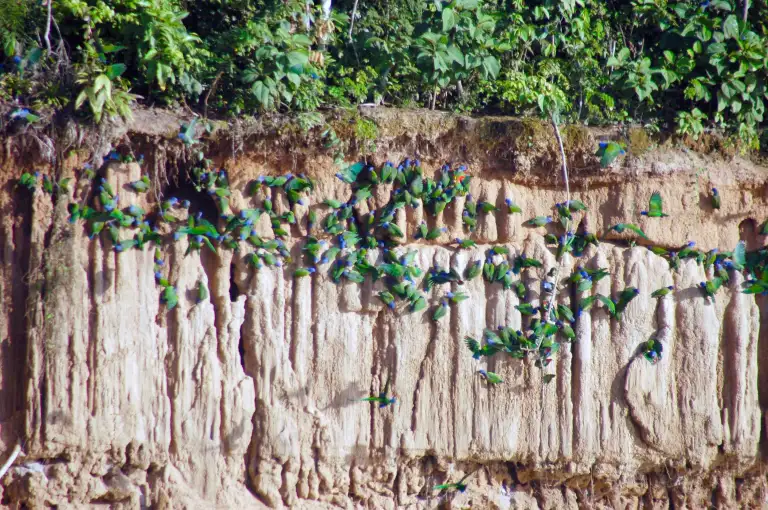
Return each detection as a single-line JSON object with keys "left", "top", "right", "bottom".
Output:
{"left": 556, "top": 304, "right": 575, "bottom": 323}
{"left": 18, "top": 172, "right": 38, "bottom": 191}
{"left": 465, "top": 336, "right": 500, "bottom": 359}
{"left": 162, "top": 285, "right": 179, "bottom": 310}
{"left": 361, "top": 374, "right": 396, "bottom": 408}
{"left": 596, "top": 294, "right": 617, "bottom": 318}
{"left": 410, "top": 295, "right": 427, "bottom": 313}
{"left": 378, "top": 291, "right": 396, "bottom": 310}
{"left": 433, "top": 471, "right": 475, "bottom": 493}
{"left": 197, "top": 281, "right": 209, "bottom": 303}
{"left": 711, "top": 188, "right": 720, "bottom": 210}
{"left": 57, "top": 177, "right": 72, "bottom": 194}
{"left": 700, "top": 277, "right": 723, "bottom": 299}
{"left": 615, "top": 286, "right": 640, "bottom": 313}
{"left": 446, "top": 291, "right": 468, "bottom": 304}
{"left": 643, "top": 338, "right": 663, "bottom": 364}
{"left": 610, "top": 223, "right": 648, "bottom": 240}
{"left": 516, "top": 303, "right": 538, "bottom": 315}
{"left": 651, "top": 286, "right": 674, "bottom": 298}
{"left": 465, "top": 260, "right": 482, "bottom": 280}
{"left": 523, "top": 216, "right": 553, "bottom": 227}
{"left": 595, "top": 141, "right": 626, "bottom": 168}
{"left": 558, "top": 321, "right": 576, "bottom": 341}
{"left": 505, "top": 198, "right": 522, "bottom": 214}
{"left": 477, "top": 369, "right": 503, "bottom": 384}
{"left": 731, "top": 240, "right": 746, "bottom": 270}
{"left": 432, "top": 300, "right": 449, "bottom": 321}
{"left": 130, "top": 176, "right": 151, "bottom": 193}
{"left": 641, "top": 191, "right": 668, "bottom": 218}
{"left": 478, "top": 201, "right": 497, "bottom": 213}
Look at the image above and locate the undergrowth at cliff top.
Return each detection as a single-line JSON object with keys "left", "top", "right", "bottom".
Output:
{"left": 18, "top": 148, "right": 768, "bottom": 383}
{"left": 1, "top": 0, "right": 768, "bottom": 149}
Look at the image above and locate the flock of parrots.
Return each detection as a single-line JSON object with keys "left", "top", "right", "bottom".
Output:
{"left": 15, "top": 131, "right": 768, "bottom": 496}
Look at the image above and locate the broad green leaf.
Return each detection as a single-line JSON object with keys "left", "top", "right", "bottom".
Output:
{"left": 75, "top": 90, "right": 88, "bottom": 110}
{"left": 106, "top": 64, "right": 127, "bottom": 80}
{"left": 3, "top": 34, "right": 16, "bottom": 58}
{"left": 292, "top": 34, "right": 312, "bottom": 47}
{"left": 252, "top": 80, "right": 272, "bottom": 106}
{"left": 697, "top": 24, "right": 712, "bottom": 42}
{"left": 286, "top": 51, "right": 309, "bottom": 68}
{"left": 723, "top": 15, "right": 739, "bottom": 40}
{"left": 745, "top": 74, "right": 756, "bottom": 93}
{"left": 446, "top": 45, "right": 464, "bottom": 65}
{"left": 143, "top": 48, "right": 158, "bottom": 61}
{"left": 617, "top": 47, "right": 630, "bottom": 62}
{"left": 692, "top": 41, "right": 703, "bottom": 54}
{"left": 442, "top": 8, "right": 457, "bottom": 32}
{"left": 482, "top": 55, "right": 501, "bottom": 79}
{"left": 421, "top": 32, "right": 442, "bottom": 44}
{"left": 286, "top": 71, "right": 301, "bottom": 86}
{"left": 711, "top": 0, "right": 732, "bottom": 10}
{"left": 433, "top": 51, "right": 449, "bottom": 72}
{"left": 93, "top": 75, "right": 112, "bottom": 96}
{"left": 102, "top": 44, "right": 126, "bottom": 54}
{"left": 456, "top": 0, "right": 479, "bottom": 9}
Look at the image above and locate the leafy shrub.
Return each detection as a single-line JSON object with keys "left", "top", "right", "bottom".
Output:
{"left": 0, "top": 0, "right": 767, "bottom": 150}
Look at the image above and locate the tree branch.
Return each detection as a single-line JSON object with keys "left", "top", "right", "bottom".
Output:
{"left": 203, "top": 71, "right": 223, "bottom": 119}
{"left": 348, "top": 0, "right": 359, "bottom": 42}
{"left": 44, "top": 0, "right": 53, "bottom": 54}
{"left": 0, "top": 444, "right": 22, "bottom": 480}
{"left": 742, "top": 0, "right": 749, "bottom": 22}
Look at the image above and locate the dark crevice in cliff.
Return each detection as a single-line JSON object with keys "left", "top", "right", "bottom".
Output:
{"left": 756, "top": 293, "right": 768, "bottom": 459}
{"left": 161, "top": 173, "right": 220, "bottom": 227}
{"left": 86, "top": 240, "right": 98, "bottom": 418}
{"left": 410, "top": 311, "right": 438, "bottom": 433}
{"left": 568, "top": 256, "right": 581, "bottom": 452}
{"left": 448, "top": 258, "right": 461, "bottom": 458}
{"left": 238, "top": 316, "right": 246, "bottom": 375}
{"left": 0, "top": 183, "right": 33, "bottom": 444}
{"left": 287, "top": 241, "right": 305, "bottom": 372}
{"left": 162, "top": 243, "right": 181, "bottom": 456}
{"left": 35, "top": 196, "right": 62, "bottom": 446}
{"left": 229, "top": 262, "right": 241, "bottom": 303}
{"left": 368, "top": 309, "right": 386, "bottom": 450}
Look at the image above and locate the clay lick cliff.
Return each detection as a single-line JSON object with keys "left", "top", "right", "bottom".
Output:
{"left": 1, "top": 108, "right": 768, "bottom": 509}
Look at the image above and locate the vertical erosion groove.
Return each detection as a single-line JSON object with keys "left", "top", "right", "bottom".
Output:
{"left": 229, "top": 261, "right": 241, "bottom": 303}
{"left": 0, "top": 184, "right": 33, "bottom": 446}
{"left": 757, "top": 293, "right": 768, "bottom": 457}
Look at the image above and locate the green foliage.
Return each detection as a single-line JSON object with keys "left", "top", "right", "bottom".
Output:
{"left": 1, "top": 0, "right": 768, "bottom": 147}
{"left": 412, "top": 0, "right": 505, "bottom": 105}
{"left": 240, "top": 18, "right": 319, "bottom": 111}
{"left": 74, "top": 45, "right": 138, "bottom": 122}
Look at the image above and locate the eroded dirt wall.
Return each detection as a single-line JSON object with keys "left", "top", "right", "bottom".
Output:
{"left": 0, "top": 109, "right": 768, "bottom": 509}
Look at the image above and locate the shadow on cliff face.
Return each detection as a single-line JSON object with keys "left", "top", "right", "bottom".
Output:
{"left": 161, "top": 176, "right": 221, "bottom": 228}
{"left": 0, "top": 178, "right": 33, "bottom": 446}
{"left": 739, "top": 218, "right": 760, "bottom": 252}
{"left": 737, "top": 217, "right": 768, "bottom": 458}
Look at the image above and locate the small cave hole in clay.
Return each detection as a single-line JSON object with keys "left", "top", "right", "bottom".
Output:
{"left": 161, "top": 174, "right": 220, "bottom": 228}
{"left": 739, "top": 218, "right": 759, "bottom": 252}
